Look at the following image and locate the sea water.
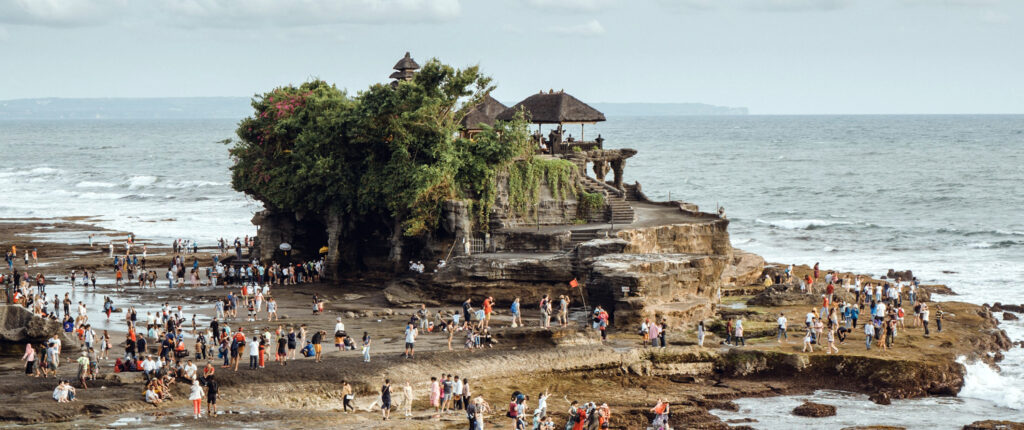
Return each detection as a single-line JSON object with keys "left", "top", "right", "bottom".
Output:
{"left": 599, "top": 114, "right": 1024, "bottom": 427}
{"left": 2, "top": 115, "right": 1023, "bottom": 425}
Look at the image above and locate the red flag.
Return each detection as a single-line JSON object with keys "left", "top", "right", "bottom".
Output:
{"left": 569, "top": 278, "right": 579, "bottom": 288}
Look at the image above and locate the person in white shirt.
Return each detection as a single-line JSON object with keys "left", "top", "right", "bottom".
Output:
{"left": 183, "top": 360, "right": 198, "bottom": 382}
{"left": 776, "top": 313, "right": 788, "bottom": 343}
{"left": 248, "top": 338, "right": 260, "bottom": 369}
{"left": 189, "top": 379, "right": 204, "bottom": 418}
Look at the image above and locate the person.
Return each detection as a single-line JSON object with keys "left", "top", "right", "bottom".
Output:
{"left": 697, "top": 321, "right": 705, "bottom": 347}
{"left": 248, "top": 335, "right": 260, "bottom": 369}
{"left": 404, "top": 323, "right": 417, "bottom": 359}
{"left": 921, "top": 302, "right": 931, "bottom": 337}
{"left": 189, "top": 379, "right": 204, "bottom": 419}
{"left": 381, "top": 378, "right": 393, "bottom": 421}
{"left": 342, "top": 380, "right": 354, "bottom": 413}
{"left": 864, "top": 318, "right": 875, "bottom": 350}
{"left": 510, "top": 297, "right": 522, "bottom": 328}
{"left": 936, "top": 305, "right": 944, "bottom": 332}
{"left": 466, "top": 393, "right": 478, "bottom": 430}
{"left": 334, "top": 317, "right": 347, "bottom": 351}
{"left": 362, "top": 331, "right": 372, "bottom": 362}
{"left": 540, "top": 294, "right": 552, "bottom": 329}
{"left": 733, "top": 318, "right": 745, "bottom": 347}
{"left": 430, "top": 376, "right": 442, "bottom": 417}
{"left": 145, "top": 385, "right": 161, "bottom": 406}
{"left": 76, "top": 352, "right": 90, "bottom": 388}
{"left": 777, "top": 312, "right": 788, "bottom": 343}
{"left": 311, "top": 330, "right": 324, "bottom": 362}
{"left": 206, "top": 375, "right": 219, "bottom": 416}
{"left": 483, "top": 296, "right": 494, "bottom": 329}
{"left": 802, "top": 327, "right": 814, "bottom": 352}
{"left": 403, "top": 381, "right": 414, "bottom": 417}
{"left": 21, "top": 343, "right": 36, "bottom": 376}
{"left": 826, "top": 327, "right": 839, "bottom": 354}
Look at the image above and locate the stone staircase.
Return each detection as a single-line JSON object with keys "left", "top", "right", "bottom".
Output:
{"left": 570, "top": 228, "right": 604, "bottom": 246}
{"left": 580, "top": 176, "right": 635, "bottom": 225}
{"left": 624, "top": 183, "right": 642, "bottom": 201}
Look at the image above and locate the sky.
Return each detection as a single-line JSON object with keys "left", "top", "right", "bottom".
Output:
{"left": 0, "top": 0, "right": 1021, "bottom": 114}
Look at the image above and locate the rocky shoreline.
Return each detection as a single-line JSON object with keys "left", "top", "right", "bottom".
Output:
{"left": 0, "top": 218, "right": 1019, "bottom": 429}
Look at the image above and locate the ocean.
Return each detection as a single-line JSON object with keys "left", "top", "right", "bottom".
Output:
{"left": 2, "top": 114, "right": 1023, "bottom": 427}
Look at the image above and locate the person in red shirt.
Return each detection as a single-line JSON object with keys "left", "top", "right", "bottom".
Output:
{"left": 482, "top": 297, "right": 493, "bottom": 329}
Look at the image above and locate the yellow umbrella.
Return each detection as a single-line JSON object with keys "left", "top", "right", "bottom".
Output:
{"left": 319, "top": 246, "right": 329, "bottom": 255}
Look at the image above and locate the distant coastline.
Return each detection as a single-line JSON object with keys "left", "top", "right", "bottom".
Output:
{"left": 0, "top": 97, "right": 748, "bottom": 120}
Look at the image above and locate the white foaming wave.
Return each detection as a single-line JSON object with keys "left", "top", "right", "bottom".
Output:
{"left": 162, "top": 180, "right": 227, "bottom": 189}
{"left": 958, "top": 319, "right": 1024, "bottom": 411}
{"left": 29, "top": 167, "right": 62, "bottom": 175}
{"left": 75, "top": 181, "right": 117, "bottom": 188}
{"left": 755, "top": 218, "right": 853, "bottom": 230}
{"left": 77, "top": 192, "right": 129, "bottom": 200}
{"left": 127, "top": 175, "right": 158, "bottom": 189}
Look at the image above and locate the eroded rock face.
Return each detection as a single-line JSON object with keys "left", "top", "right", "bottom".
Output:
{"left": 615, "top": 220, "right": 732, "bottom": 256}
{"left": 491, "top": 230, "right": 571, "bottom": 253}
{"left": 792, "top": 401, "right": 836, "bottom": 417}
{"left": 721, "top": 249, "right": 765, "bottom": 287}
{"left": 431, "top": 254, "right": 574, "bottom": 304}
{"left": 1, "top": 305, "right": 65, "bottom": 343}
{"left": 587, "top": 253, "right": 726, "bottom": 327}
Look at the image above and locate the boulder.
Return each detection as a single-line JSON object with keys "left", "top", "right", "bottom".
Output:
{"left": 720, "top": 249, "right": 765, "bottom": 287}
{"left": 869, "top": 392, "right": 891, "bottom": 405}
{"left": 792, "top": 401, "right": 836, "bottom": 418}
{"left": 1004, "top": 312, "right": 1019, "bottom": 321}
{"left": 963, "top": 421, "right": 1024, "bottom": 430}
{"left": 1, "top": 305, "right": 67, "bottom": 343}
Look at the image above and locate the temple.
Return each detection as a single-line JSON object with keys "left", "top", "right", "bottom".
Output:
{"left": 253, "top": 53, "right": 764, "bottom": 329}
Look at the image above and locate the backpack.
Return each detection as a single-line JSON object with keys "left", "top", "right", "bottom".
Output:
{"left": 507, "top": 401, "right": 518, "bottom": 418}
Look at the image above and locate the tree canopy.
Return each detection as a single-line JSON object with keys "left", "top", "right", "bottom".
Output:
{"left": 228, "top": 59, "right": 533, "bottom": 241}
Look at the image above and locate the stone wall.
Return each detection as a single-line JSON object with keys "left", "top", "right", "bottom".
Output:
{"left": 490, "top": 170, "right": 582, "bottom": 229}
{"left": 490, "top": 230, "right": 571, "bottom": 253}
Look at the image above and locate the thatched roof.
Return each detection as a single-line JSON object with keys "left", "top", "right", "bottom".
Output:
{"left": 393, "top": 52, "right": 420, "bottom": 71}
{"left": 389, "top": 71, "right": 405, "bottom": 80}
{"left": 460, "top": 95, "right": 508, "bottom": 131}
{"left": 496, "top": 90, "right": 606, "bottom": 124}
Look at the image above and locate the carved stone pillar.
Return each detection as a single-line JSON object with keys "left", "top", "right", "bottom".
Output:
{"left": 592, "top": 160, "right": 608, "bottom": 182}
{"left": 611, "top": 159, "right": 625, "bottom": 190}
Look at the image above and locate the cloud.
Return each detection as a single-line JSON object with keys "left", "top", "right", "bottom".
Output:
{"left": 742, "top": 0, "right": 853, "bottom": 12}
{"left": 656, "top": 0, "right": 854, "bottom": 13}
{"left": 548, "top": 19, "right": 605, "bottom": 36}
{"left": 0, "top": 0, "right": 462, "bottom": 28}
{"left": 524, "top": 0, "right": 612, "bottom": 12}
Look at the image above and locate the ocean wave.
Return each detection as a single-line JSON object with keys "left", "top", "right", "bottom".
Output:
{"left": 162, "top": 180, "right": 226, "bottom": 189}
{"left": 968, "top": 240, "right": 1022, "bottom": 249}
{"left": 29, "top": 167, "right": 62, "bottom": 175}
{"left": 77, "top": 192, "right": 129, "bottom": 200}
{"left": 755, "top": 218, "right": 853, "bottom": 230}
{"left": 958, "top": 356, "right": 1024, "bottom": 410}
{"left": 128, "top": 175, "right": 158, "bottom": 189}
{"left": 118, "top": 193, "right": 155, "bottom": 201}
{"left": 75, "top": 181, "right": 117, "bottom": 188}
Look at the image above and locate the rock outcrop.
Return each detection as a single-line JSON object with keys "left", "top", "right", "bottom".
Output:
{"left": 963, "top": 421, "right": 1024, "bottom": 430}
{"left": 721, "top": 249, "right": 765, "bottom": 287}
{"left": 792, "top": 401, "right": 836, "bottom": 417}
{"left": 1, "top": 305, "right": 68, "bottom": 344}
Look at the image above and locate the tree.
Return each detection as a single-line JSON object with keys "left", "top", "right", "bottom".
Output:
{"left": 228, "top": 59, "right": 532, "bottom": 275}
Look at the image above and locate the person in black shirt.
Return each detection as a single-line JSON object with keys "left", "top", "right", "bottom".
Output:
{"left": 381, "top": 379, "right": 392, "bottom": 421}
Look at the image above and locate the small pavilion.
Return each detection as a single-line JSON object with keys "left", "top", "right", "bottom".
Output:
{"left": 459, "top": 95, "right": 507, "bottom": 139}
{"left": 496, "top": 90, "right": 606, "bottom": 154}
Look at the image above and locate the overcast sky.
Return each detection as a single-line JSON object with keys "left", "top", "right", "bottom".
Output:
{"left": 0, "top": 0, "right": 1021, "bottom": 114}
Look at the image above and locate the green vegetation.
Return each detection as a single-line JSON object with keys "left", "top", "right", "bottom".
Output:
{"left": 228, "top": 59, "right": 593, "bottom": 271}
{"left": 506, "top": 157, "right": 579, "bottom": 221}
{"left": 577, "top": 190, "right": 605, "bottom": 219}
